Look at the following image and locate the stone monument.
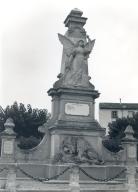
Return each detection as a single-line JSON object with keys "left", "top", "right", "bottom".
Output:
{"left": 0, "top": 8, "right": 137, "bottom": 192}
{"left": 47, "top": 8, "right": 105, "bottom": 163}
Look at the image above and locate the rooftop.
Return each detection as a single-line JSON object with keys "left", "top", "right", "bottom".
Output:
{"left": 99, "top": 103, "right": 138, "bottom": 110}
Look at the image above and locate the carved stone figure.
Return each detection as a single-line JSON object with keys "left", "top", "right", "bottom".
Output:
{"left": 58, "top": 34, "right": 95, "bottom": 87}
{"left": 52, "top": 136, "right": 104, "bottom": 165}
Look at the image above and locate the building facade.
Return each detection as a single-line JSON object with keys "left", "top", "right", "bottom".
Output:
{"left": 99, "top": 102, "right": 138, "bottom": 134}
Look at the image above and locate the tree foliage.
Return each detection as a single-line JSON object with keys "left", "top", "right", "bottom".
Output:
{"left": 102, "top": 112, "right": 138, "bottom": 153}
{"left": 0, "top": 102, "right": 50, "bottom": 149}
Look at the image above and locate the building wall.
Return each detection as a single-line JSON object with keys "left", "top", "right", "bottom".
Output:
{"left": 99, "top": 109, "right": 138, "bottom": 135}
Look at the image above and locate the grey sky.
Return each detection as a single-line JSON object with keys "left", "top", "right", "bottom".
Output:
{"left": 0, "top": 0, "right": 138, "bottom": 119}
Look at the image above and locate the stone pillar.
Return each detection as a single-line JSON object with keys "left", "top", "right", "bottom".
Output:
{"left": 0, "top": 118, "right": 16, "bottom": 162}
{"left": 126, "top": 166, "right": 136, "bottom": 192}
{"left": 5, "top": 164, "right": 17, "bottom": 192}
{"left": 122, "top": 125, "right": 137, "bottom": 192}
{"left": 69, "top": 165, "right": 80, "bottom": 192}
{"left": 0, "top": 118, "right": 17, "bottom": 192}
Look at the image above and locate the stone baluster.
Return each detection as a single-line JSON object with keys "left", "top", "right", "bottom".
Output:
{"left": 69, "top": 165, "right": 80, "bottom": 192}
{"left": 122, "top": 125, "right": 137, "bottom": 192}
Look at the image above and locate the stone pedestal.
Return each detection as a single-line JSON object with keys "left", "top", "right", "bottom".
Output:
{"left": 48, "top": 86, "right": 105, "bottom": 158}
{"left": 122, "top": 125, "right": 137, "bottom": 163}
{"left": 0, "top": 118, "right": 16, "bottom": 162}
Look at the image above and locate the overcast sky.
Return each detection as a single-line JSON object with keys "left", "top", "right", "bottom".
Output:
{"left": 0, "top": 0, "right": 138, "bottom": 119}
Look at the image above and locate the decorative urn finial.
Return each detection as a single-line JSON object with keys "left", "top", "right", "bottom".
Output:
{"left": 3, "top": 118, "right": 16, "bottom": 135}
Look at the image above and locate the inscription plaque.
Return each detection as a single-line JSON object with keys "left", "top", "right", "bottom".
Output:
{"left": 128, "top": 145, "right": 136, "bottom": 158}
{"left": 3, "top": 140, "right": 14, "bottom": 155}
{"left": 65, "top": 103, "right": 89, "bottom": 116}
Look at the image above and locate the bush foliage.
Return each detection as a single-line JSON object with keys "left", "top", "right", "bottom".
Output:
{"left": 102, "top": 112, "right": 138, "bottom": 153}
{"left": 0, "top": 101, "right": 50, "bottom": 149}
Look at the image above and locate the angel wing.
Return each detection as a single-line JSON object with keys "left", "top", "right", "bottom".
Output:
{"left": 58, "top": 33, "right": 75, "bottom": 56}
{"left": 85, "top": 39, "right": 95, "bottom": 52}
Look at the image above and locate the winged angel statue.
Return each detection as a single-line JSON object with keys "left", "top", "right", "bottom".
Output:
{"left": 58, "top": 34, "right": 95, "bottom": 87}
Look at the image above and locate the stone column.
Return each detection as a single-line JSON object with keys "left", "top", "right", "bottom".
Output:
{"left": 69, "top": 165, "right": 80, "bottom": 192}
{"left": 122, "top": 125, "right": 137, "bottom": 192}
{"left": 0, "top": 118, "right": 16, "bottom": 162}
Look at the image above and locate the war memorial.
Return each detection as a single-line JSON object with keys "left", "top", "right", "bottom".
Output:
{"left": 0, "top": 8, "right": 138, "bottom": 192}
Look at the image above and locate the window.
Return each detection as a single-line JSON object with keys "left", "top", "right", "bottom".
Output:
{"left": 111, "top": 111, "right": 118, "bottom": 119}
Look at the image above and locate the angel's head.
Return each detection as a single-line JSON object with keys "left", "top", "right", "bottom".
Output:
{"left": 77, "top": 40, "right": 85, "bottom": 48}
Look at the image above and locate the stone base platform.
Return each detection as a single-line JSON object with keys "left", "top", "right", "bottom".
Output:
{"left": 0, "top": 163, "right": 131, "bottom": 192}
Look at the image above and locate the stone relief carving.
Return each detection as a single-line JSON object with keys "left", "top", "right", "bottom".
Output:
{"left": 52, "top": 136, "right": 104, "bottom": 165}
{"left": 58, "top": 34, "right": 95, "bottom": 87}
